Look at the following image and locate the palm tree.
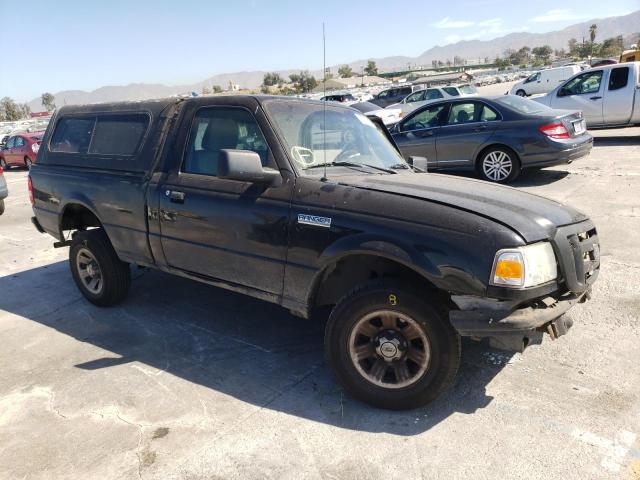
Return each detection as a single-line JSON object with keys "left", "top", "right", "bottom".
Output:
{"left": 589, "top": 24, "right": 597, "bottom": 63}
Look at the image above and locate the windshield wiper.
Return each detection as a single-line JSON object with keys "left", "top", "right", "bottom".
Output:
{"left": 306, "top": 161, "right": 397, "bottom": 174}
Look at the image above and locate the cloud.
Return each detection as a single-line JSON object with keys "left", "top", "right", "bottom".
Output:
{"left": 531, "top": 9, "right": 587, "bottom": 22}
{"left": 432, "top": 17, "right": 476, "bottom": 28}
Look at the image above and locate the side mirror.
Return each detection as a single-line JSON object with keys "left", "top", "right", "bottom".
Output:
{"left": 218, "top": 149, "right": 281, "bottom": 185}
{"left": 557, "top": 87, "right": 567, "bottom": 97}
{"left": 408, "top": 156, "right": 428, "bottom": 172}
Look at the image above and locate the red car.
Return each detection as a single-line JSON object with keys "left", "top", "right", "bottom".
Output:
{"left": 0, "top": 132, "right": 43, "bottom": 168}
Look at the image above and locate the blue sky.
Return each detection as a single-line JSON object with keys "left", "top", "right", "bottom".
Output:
{"left": 1, "top": 0, "right": 637, "bottom": 101}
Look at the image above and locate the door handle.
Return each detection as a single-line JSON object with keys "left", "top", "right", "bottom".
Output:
{"left": 590, "top": 96, "right": 602, "bottom": 100}
{"left": 473, "top": 125, "right": 488, "bottom": 132}
{"left": 166, "top": 190, "right": 185, "bottom": 203}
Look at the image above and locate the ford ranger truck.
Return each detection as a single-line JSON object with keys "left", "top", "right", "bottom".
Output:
{"left": 29, "top": 96, "right": 600, "bottom": 409}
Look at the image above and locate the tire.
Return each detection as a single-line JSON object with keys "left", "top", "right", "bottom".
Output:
{"left": 515, "top": 89, "right": 526, "bottom": 97}
{"left": 69, "top": 229, "right": 131, "bottom": 306}
{"left": 0, "top": 158, "right": 6, "bottom": 169}
{"left": 324, "top": 281, "right": 461, "bottom": 410}
{"left": 24, "top": 157, "right": 32, "bottom": 168}
{"left": 0, "top": 199, "right": 4, "bottom": 216}
{"left": 477, "top": 146, "right": 521, "bottom": 183}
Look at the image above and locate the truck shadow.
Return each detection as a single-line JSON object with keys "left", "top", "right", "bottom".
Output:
{"left": 0, "top": 260, "right": 514, "bottom": 435}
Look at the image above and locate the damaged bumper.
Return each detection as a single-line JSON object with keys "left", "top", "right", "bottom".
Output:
{"left": 449, "top": 289, "right": 591, "bottom": 352}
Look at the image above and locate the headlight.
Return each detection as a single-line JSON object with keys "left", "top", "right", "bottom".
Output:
{"left": 491, "top": 242, "right": 557, "bottom": 288}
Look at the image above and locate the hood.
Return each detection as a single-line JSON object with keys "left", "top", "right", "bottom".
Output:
{"left": 339, "top": 174, "right": 587, "bottom": 242}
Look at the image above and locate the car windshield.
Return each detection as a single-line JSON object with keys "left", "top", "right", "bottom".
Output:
{"left": 458, "top": 85, "right": 477, "bottom": 95}
{"left": 265, "top": 100, "right": 407, "bottom": 176}
{"left": 496, "top": 96, "right": 553, "bottom": 114}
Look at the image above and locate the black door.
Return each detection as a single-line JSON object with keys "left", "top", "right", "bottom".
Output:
{"left": 157, "top": 105, "right": 292, "bottom": 296}
{"left": 392, "top": 103, "right": 447, "bottom": 169}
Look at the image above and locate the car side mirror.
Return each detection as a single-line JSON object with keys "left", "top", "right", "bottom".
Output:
{"left": 558, "top": 87, "right": 567, "bottom": 97}
{"left": 218, "top": 149, "right": 281, "bottom": 185}
{"left": 408, "top": 156, "right": 428, "bottom": 172}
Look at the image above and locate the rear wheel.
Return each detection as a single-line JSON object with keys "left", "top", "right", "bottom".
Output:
{"left": 24, "top": 157, "right": 32, "bottom": 168}
{"left": 70, "top": 229, "right": 131, "bottom": 306}
{"left": 325, "top": 281, "right": 461, "bottom": 410}
{"left": 515, "top": 89, "right": 526, "bottom": 97}
{"left": 478, "top": 146, "right": 521, "bottom": 183}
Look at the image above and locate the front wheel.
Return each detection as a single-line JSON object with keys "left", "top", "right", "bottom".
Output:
{"left": 24, "top": 157, "right": 32, "bottom": 169}
{"left": 478, "top": 146, "right": 521, "bottom": 183}
{"left": 325, "top": 282, "right": 461, "bottom": 410}
{"left": 515, "top": 89, "right": 526, "bottom": 97}
{"left": 70, "top": 229, "right": 131, "bottom": 306}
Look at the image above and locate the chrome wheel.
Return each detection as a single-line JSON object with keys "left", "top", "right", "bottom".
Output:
{"left": 76, "top": 247, "right": 103, "bottom": 294}
{"left": 348, "top": 310, "right": 431, "bottom": 389}
{"left": 482, "top": 150, "right": 512, "bottom": 182}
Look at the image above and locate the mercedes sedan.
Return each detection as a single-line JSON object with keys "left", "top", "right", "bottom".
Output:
{"left": 389, "top": 95, "right": 593, "bottom": 183}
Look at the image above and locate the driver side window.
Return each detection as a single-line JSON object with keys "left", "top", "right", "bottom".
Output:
{"left": 183, "top": 108, "right": 272, "bottom": 177}
{"left": 402, "top": 105, "right": 446, "bottom": 132}
{"left": 525, "top": 72, "right": 540, "bottom": 83}
{"left": 560, "top": 71, "right": 603, "bottom": 96}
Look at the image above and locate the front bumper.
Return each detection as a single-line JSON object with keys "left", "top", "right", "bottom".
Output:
{"left": 449, "top": 289, "right": 591, "bottom": 352}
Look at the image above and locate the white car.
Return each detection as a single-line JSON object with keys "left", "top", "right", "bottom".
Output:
{"left": 351, "top": 102, "right": 402, "bottom": 126}
{"left": 385, "top": 84, "right": 478, "bottom": 117}
{"left": 510, "top": 65, "right": 581, "bottom": 97}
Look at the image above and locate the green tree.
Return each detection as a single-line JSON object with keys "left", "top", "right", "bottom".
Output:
{"left": 289, "top": 71, "right": 317, "bottom": 93}
{"left": 0, "top": 97, "right": 22, "bottom": 121}
{"left": 41, "top": 92, "right": 56, "bottom": 112}
{"left": 532, "top": 45, "right": 553, "bottom": 63}
{"left": 364, "top": 60, "right": 377, "bottom": 76}
{"left": 338, "top": 64, "right": 353, "bottom": 78}
{"left": 262, "top": 72, "right": 283, "bottom": 87}
{"left": 19, "top": 103, "right": 31, "bottom": 119}
{"left": 212, "top": 85, "right": 223, "bottom": 93}
{"left": 599, "top": 36, "right": 624, "bottom": 57}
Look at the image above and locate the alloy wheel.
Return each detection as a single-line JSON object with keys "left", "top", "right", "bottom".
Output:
{"left": 482, "top": 150, "right": 513, "bottom": 182}
{"left": 76, "top": 247, "right": 104, "bottom": 294}
{"left": 348, "top": 310, "right": 431, "bottom": 389}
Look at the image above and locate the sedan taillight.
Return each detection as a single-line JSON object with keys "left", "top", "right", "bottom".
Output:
{"left": 539, "top": 122, "right": 570, "bottom": 139}
{"left": 28, "top": 175, "right": 34, "bottom": 205}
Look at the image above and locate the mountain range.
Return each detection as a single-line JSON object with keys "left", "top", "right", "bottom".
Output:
{"left": 27, "top": 10, "right": 640, "bottom": 111}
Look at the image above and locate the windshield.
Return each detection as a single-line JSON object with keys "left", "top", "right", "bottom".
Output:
{"left": 496, "top": 95, "right": 553, "bottom": 114}
{"left": 264, "top": 100, "right": 408, "bottom": 176}
{"left": 458, "top": 85, "right": 477, "bottom": 95}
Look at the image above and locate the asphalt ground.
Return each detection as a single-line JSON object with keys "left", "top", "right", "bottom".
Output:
{"left": 0, "top": 126, "right": 639, "bottom": 480}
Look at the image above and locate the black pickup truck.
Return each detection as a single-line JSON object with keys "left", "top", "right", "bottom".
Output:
{"left": 29, "top": 96, "right": 599, "bottom": 409}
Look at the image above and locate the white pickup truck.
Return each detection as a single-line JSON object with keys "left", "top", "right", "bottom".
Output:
{"left": 534, "top": 62, "right": 640, "bottom": 128}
